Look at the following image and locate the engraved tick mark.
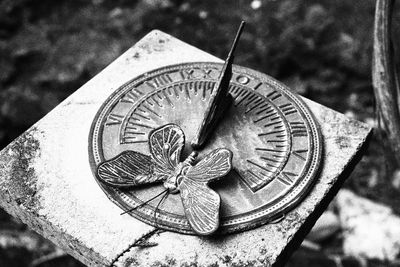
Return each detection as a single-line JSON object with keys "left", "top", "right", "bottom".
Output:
{"left": 247, "top": 160, "right": 274, "bottom": 173}
{"left": 258, "top": 129, "right": 285, "bottom": 137}
{"left": 260, "top": 157, "right": 280, "bottom": 163}
{"left": 245, "top": 99, "right": 263, "bottom": 114}
{"left": 266, "top": 90, "right": 282, "bottom": 100}
{"left": 256, "top": 147, "right": 284, "bottom": 153}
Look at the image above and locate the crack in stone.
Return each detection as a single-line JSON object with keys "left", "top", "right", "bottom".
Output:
{"left": 110, "top": 228, "right": 165, "bottom": 267}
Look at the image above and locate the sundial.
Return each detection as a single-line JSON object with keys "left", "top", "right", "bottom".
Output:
{"left": 0, "top": 24, "right": 371, "bottom": 266}
{"left": 89, "top": 22, "right": 322, "bottom": 235}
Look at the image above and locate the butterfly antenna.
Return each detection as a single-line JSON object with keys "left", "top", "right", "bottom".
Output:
{"left": 153, "top": 190, "right": 170, "bottom": 228}
{"left": 120, "top": 189, "right": 168, "bottom": 215}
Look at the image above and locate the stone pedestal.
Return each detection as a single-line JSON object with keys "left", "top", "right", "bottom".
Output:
{"left": 0, "top": 31, "right": 372, "bottom": 266}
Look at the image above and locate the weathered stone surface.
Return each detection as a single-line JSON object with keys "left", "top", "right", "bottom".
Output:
{"left": 337, "top": 189, "right": 400, "bottom": 261}
{"left": 0, "top": 30, "right": 371, "bottom": 266}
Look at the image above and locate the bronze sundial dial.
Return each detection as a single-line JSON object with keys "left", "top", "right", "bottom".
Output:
{"left": 89, "top": 22, "right": 322, "bottom": 235}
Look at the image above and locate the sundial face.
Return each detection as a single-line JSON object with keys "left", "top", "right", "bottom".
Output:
{"left": 89, "top": 62, "right": 322, "bottom": 234}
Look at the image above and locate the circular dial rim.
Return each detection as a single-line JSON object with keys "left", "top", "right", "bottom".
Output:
{"left": 88, "top": 62, "right": 322, "bottom": 234}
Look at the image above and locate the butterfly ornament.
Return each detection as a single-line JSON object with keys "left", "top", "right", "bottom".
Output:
{"left": 97, "top": 124, "right": 233, "bottom": 235}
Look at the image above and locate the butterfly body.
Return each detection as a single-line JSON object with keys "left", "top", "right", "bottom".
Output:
{"left": 97, "top": 124, "right": 233, "bottom": 235}
{"left": 163, "top": 151, "right": 198, "bottom": 194}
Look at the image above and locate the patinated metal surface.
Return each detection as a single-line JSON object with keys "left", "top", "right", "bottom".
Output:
{"left": 89, "top": 62, "right": 322, "bottom": 234}
{"left": 96, "top": 123, "right": 233, "bottom": 235}
{"left": 191, "top": 21, "right": 244, "bottom": 149}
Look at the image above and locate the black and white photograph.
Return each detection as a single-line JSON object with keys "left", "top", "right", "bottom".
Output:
{"left": 0, "top": 0, "right": 399, "bottom": 266}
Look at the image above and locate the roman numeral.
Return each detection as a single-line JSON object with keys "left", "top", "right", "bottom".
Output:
{"left": 201, "top": 69, "right": 212, "bottom": 79}
{"left": 279, "top": 103, "right": 297, "bottom": 116}
{"left": 290, "top": 122, "right": 307, "bottom": 137}
{"left": 266, "top": 90, "right": 282, "bottom": 100}
{"left": 277, "top": 171, "right": 297, "bottom": 186}
{"left": 180, "top": 68, "right": 212, "bottom": 80}
{"left": 105, "top": 113, "right": 124, "bottom": 126}
{"left": 146, "top": 73, "right": 173, "bottom": 88}
{"left": 252, "top": 81, "right": 262, "bottom": 90}
{"left": 179, "top": 69, "right": 195, "bottom": 80}
{"left": 293, "top": 149, "right": 308, "bottom": 161}
{"left": 120, "top": 89, "right": 142, "bottom": 103}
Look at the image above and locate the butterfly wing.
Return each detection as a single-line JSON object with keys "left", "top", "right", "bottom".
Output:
{"left": 179, "top": 179, "right": 221, "bottom": 235}
{"left": 97, "top": 151, "right": 167, "bottom": 187}
{"left": 185, "top": 148, "right": 233, "bottom": 182}
{"left": 149, "top": 124, "right": 185, "bottom": 175}
{"left": 179, "top": 148, "right": 233, "bottom": 235}
{"left": 97, "top": 124, "right": 185, "bottom": 188}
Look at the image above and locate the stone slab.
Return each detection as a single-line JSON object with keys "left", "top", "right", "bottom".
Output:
{"left": 0, "top": 30, "right": 372, "bottom": 266}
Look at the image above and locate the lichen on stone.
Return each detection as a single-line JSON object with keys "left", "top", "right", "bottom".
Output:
{"left": 0, "top": 127, "right": 41, "bottom": 213}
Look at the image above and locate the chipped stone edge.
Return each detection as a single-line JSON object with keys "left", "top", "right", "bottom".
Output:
{"left": 0, "top": 128, "right": 107, "bottom": 266}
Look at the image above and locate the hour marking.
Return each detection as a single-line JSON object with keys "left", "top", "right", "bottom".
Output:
{"left": 121, "top": 90, "right": 140, "bottom": 103}
{"left": 255, "top": 105, "right": 273, "bottom": 115}
{"left": 126, "top": 122, "right": 154, "bottom": 130}
{"left": 293, "top": 149, "right": 308, "bottom": 161}
{"left": 267, "top": 163, "right": 278, "bottom": 168}
{"left": 260, "top": 157, "right": 280, "bottom": 163}
{"left": 202, "top": 68, "right": 212, "bottom": 79}
{"left": 267, "top": 90, "right": 282, "bottom": 100}
{"left": 105, "top": 113, "right": 124, "bottom": 126}
{"left": 270, "top": 116, "right": 281, "bottom": 122}
{"left": 184, "top": 83, "right": 191, "bottom": 99}
{"left": 179, "top": 69, "right": 195, "bottom": 80}
{"left": 258, "top": 129, "right": 285, "bottom": 137}
{"left": 132, "top": 112, "right": 151, "bottom": 121}
{"left": 247, "top": 160, "right": 274, "bottom": 173}
{"left": 245, "top": 99, "right": 263, "bottom": 114}
{"left": 145, "top": 73, "right": 173, "bottom": 89}
{"left": 122, "top": 137, "right": 147, "bottom": 144}
{"left": 142, "top": 105, "right": 161, "bottom": 118}
{"left": 241, "top": 95, "right": 257, "bottom": 109}
{"left": 247, "top": 170, "right": 264, "bottom": 182}
{"left": 229, "top": 84, "right": 241, "bottom": 95}
{"left": 264, "top": 120, "right": 281, "bottom": 128}
{"left": 162, "top": 90, "right": 174, "bottom": 107}
{"left": 156, "top": 93, "right": 163, "bottom": 100}
{"left": 253, "top": 81, "right": 262, "bottom": 90}
{"left": 253, "top": 103, "right": 269, "bottom": 114}
{"left": 202, "top": 82, "right": 208, "bottom": 99}
{"left": 135, "top": 88, "right": 143, "bottom": 95}
{"left": 233, "top": 88, "right": 247, "bottom": 100}
{"left": 290, "top": 121, "right": 307, "bottom": 137}
{"left": 235, "top": 91, "right": 251, "bottom": 106}
{"left": 279, "top": 103, "right": 297, "bottom": 116}
{"left": 136, "top": 107, "right": 147, "bottom": 113}
{"left": 268, "top": 139, "right": 286, "bottom": 143}
{"left": 277, "top": 172, "right": 297, "bottom": 186}
{"left": 255, "top": 147, "right": 284, "bottom": 153}
{"left": 125, "top": 131, "right": 145, "bottom": 136}
{"left": 171, "top": 85, "right": 179, "bottom": 98}
{"left": 254, "top": 110, "right": 277, "bottom": 123}
{"left": 150, "top": 96, "right": 162, "bottom": 107}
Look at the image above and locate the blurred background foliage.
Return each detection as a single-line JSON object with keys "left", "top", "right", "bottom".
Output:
{"left": 0, "top": 0, "right": 399, "bottom": 266}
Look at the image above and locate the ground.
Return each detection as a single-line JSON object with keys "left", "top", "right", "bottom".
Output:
{"left": 0, "top": 0, "right": 399, "bottom": 266}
